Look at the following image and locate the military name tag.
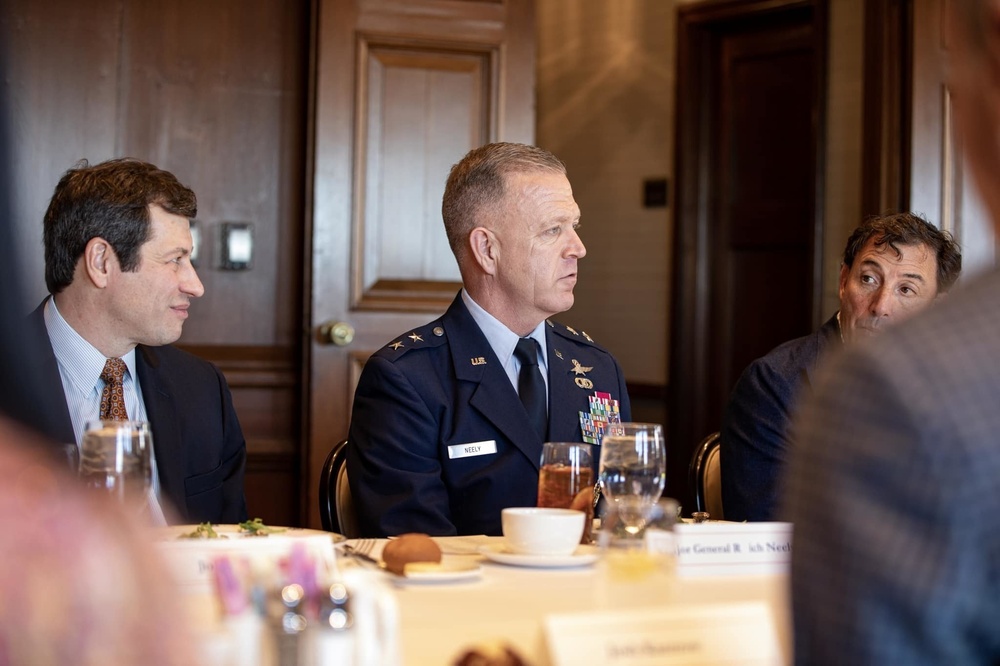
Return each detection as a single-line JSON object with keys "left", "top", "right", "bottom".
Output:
{"left": 447, "top": 439, "right": 497, "bottom": 459}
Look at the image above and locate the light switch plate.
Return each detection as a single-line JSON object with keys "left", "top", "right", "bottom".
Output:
{"left": 220, "top": 222, "right": 253, "bottom": 270}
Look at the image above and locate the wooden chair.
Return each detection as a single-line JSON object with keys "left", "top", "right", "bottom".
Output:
{"left": 689, "top": 431, "right": 724, "bottom": 519}
{"left": 319, "top": 438, "right": 360, "bottom": 537}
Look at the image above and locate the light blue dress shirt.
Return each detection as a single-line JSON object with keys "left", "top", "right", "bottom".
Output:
{"left": 44, "top": 298, "right": 166, "bottom": 524}
{"left": 461, "top": 289, "right": 549, "bottom": 401}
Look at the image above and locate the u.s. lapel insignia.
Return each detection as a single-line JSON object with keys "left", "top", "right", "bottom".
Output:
{"left": 408, "top": 332, "right": 423, "bottom": 342}
{"left": 389, "top": 341, "right": 404, "bottom": 350}
{"left": 570, "top": 359, "right": 592, "bottom": 376}
{"left": 566, "top": 325, "right": 579, "bottom": 336}
{"left": 554, "top": 349, "right": 564, "bottom": 360}
{"left": 582, "top": 330, "right": 594, "bottom": 342}
{"left": 470, "top": 357, "right": 487, "bottom": 366}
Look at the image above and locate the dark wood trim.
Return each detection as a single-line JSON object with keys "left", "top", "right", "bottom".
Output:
{"left": 861, "top": 0, "right": 912, "bottom": 218}
{"left": 670, "top": 0, "right": 827, "bottom": 512}
{"left": 301, "top": 0, "right": 321, "bottom": 532}
{"left": 625, "top": 382, "right": 668, "bottom": 401}
{"left": 176, "top": 344, "right": 298, "bottom": 388}
{"left": 810, "top": 0, "right": 829, "bottom": 328}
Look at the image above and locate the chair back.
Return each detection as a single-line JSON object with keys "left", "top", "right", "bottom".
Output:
{"left": 319, "top": 439, "right": 361, "bottom": 537}
{"left": 689, "top": 431, "right": 724, "bottom": 519}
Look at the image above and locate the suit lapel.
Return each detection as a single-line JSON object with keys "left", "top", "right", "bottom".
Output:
{"left": 30, "top": 301, "right": 76, "bottom": 444}
{"left": 444, "top": 296, "right": 544, "bottom": 470}
{"left": 546, "top": 327, "right": 586, "bottom": 443}
{"left": 136, "top": 346, "right": 184, "bottom": 506}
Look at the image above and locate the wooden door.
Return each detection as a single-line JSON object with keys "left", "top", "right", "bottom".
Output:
{"left": 909, "top": 0, "right": 997, "bottom": 275}
{"left": 304, "top": 0, "right": 536, "bottom": 528}
{"left": 863, "top": 0, "right": 997, "bottom": 277}
{"left": 669, "top": 0, "right": 827, "bottom": 510}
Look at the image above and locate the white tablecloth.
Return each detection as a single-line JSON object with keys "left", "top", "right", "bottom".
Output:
{"left": 177, "top": 533, "right": 790, "bottom": 665}
{"left": 383, "top": 535, "right": 790, "bottom": 665}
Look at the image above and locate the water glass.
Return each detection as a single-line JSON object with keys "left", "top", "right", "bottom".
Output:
{"left": 57, "top": 443, "right": 81, "bottom": 473}
{"left": 79, "top": 419, "right": 153, "bottom": 512}
{"left": 537, "top": 442, "right": 595, "bottom": 543}
{"left": 598, "top": 422, "right": 666, "bottom": 535}
{"left": 599, "top": 496, "right": 679, "bottom": 579}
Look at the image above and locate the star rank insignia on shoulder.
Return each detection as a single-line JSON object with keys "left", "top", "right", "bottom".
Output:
{"left": 389, "top": 341, "right": 404, "bottom": 350}
{"left": 549, "top": 320, "right": 603, "bottom": 348}
{"left": 408, "top": 332, "right": 423, "bottom": 342}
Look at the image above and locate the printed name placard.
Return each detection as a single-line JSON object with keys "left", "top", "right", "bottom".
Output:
{"left": 447, "top": 439, "right": 497, "bottom": 459}
{"left": 545, "top": 601, "right": 783, "bottom": 666}
{"left": 673, "top": 522, "right": 793, "bottom": 576}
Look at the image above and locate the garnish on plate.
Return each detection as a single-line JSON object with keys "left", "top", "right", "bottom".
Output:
{"left": 238, "top": 518, "right": 287, "bottom": 537}
{"left": 177, "top": 522, "right": 225, "bottom": 539}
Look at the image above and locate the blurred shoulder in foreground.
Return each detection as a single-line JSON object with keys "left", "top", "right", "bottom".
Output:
{"left": 0, "top": 418, "right": 197, "bottom": 665}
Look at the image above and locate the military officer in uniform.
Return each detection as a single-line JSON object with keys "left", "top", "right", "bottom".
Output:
{"left": 347, "top": 142, "right": 631, "bottom": 537}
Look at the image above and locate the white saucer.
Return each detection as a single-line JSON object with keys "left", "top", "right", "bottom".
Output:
{"left": 478, "top": 543, "right": 600, "bottom": 568}
{"left": 394, "top": 560, "right": 483, "bottom": 583}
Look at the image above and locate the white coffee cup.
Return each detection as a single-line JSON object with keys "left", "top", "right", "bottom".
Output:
{"left": 501, "top": 507, "right": 585, "bottom": 556}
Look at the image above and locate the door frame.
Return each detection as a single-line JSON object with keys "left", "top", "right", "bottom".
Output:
{"left": 667, "top": 0, "right": 827, "bottom": 510}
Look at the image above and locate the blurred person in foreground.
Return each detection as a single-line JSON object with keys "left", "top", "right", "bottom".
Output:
{"left": 785, "top": 0, "right": 1000, "bottom": 661}
{"left": 722, "top": 213, "right": 961, "bottom": 521}
{"left": 31, "top": 158, "right": 247, "bottom": 524}
{"left": 347, "top": 142, "right": 631, "bottom": 537}
{"left": 0, "top": 420, "right": 197, "bottom": 665}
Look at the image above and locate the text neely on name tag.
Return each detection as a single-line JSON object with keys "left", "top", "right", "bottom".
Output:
{"left": 545, "top": 602, "right": 782, "bottom": 666}
{"left": 673, "top": 522, "right": 793, "bottom": 576}
{"left": 447, "top": 439, "right": 497, "bottom": 460}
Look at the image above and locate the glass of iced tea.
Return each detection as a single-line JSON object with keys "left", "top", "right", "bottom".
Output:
{"left": 537, "top": 442, "right": 595, "bottom": 544}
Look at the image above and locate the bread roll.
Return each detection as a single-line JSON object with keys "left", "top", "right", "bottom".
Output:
{"left": 453, "top": 641, "right": 527, "bottom": 666}
{"left": 381, "top": 533, "right": 442, "bottom": 574}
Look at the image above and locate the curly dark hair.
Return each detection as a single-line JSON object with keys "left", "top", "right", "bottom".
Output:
{"left": 842, "top": 213, "right": 962, "bottom": 293}
{"left": 43, "top": 158, "right": 197, "bottom": 294}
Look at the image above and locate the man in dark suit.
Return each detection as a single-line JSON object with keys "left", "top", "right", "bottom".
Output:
{"left": 721, "top": 213, "right": 961, "bottom": 521}
{"left": 347, "top": 142, "right": 631, "bottom": 537}
{"left": 35, "top": 158, "right": 247, "bottom": 524}
{"left": 786, "top": 1, "right": 1000, "bottom": 660}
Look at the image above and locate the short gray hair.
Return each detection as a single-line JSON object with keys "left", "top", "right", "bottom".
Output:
{"left": 441, "top": 142, "right": 566, "bottom": 262}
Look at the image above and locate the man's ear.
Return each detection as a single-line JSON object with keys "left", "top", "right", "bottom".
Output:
{"left": 83, "top": 237, "right": 114, "bottom": 288}
{"left": 468, "top": 227, "right": 499, "bottom": 276}
{"left": 838, "top": 263, "right": 849, "bottom": 300}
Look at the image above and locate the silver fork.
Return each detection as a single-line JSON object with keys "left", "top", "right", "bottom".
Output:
{"left": 343, "top": 538, "right": 379, "bottom": 565}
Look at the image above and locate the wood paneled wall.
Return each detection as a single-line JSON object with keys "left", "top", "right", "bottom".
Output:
{"left": 1, "top": 0, "right": 310, "bottom": 526}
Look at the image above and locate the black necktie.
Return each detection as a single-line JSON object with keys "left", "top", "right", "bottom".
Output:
{"left": 514, "top": 337, "right": 547, "bottom": 440}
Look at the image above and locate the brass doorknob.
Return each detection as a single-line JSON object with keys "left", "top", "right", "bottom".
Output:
{"left": 319, "top": 321, "right": 355, "bottom": 346}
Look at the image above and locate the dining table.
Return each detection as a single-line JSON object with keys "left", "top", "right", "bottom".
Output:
{"left": 163, "top": 529, "right": 790, "bottom": 666}
{"left": 342, "top": 534, "right": 790, "bottom": 665}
